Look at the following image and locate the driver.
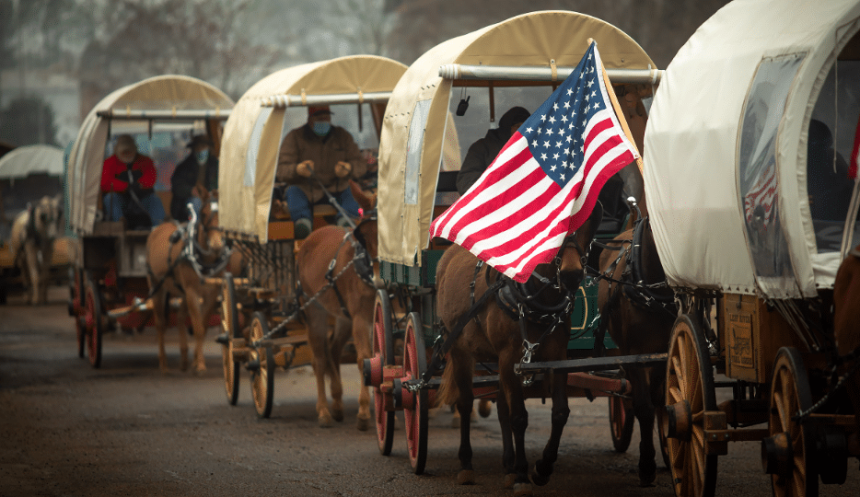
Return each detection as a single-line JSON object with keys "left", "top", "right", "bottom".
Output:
{"left": 100, "top": 134, "right": 165, "bottom": 228}
{"left": 276, "top": 105, "right": 365, "bottom": 239}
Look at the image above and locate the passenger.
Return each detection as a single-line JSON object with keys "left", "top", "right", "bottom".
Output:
{"left": 100, "top": 134, "right": 165, "bottom": 229}
{"left": 456, "top": 106, "right": 531, "bottom": 195}
{"left": 170, "top": 134, "right": 218, "bottom": 221}
{"left": 276, "top": 105, "right": 365, "bottom": 239}
{"left": 807, "top": 119, "right": 852, "bottom": 221}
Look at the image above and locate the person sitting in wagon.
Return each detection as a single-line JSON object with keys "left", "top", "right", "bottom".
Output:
{"left": 456, "top": 106, "right": 531, "bottom": 195}
{"left": 100, "top": 134, "right": 165, "bottom": 229}
{"left": 170, "top": 134, "right": 218, "bottom": 221}
{"left": 276, "top": 105, "right": 366, "bottom": 239}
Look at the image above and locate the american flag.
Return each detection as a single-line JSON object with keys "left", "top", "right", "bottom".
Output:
{"left": 743, "top": 164, "right": 777, "bottom": 227}
{"left": 430, "top": 42, "right": 638, "bottom": 282}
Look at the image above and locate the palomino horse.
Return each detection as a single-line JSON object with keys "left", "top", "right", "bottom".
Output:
{"left": 295, "top": 180, "right": 378, "bottom": 430}
{"left": 596, "top": 215, "right": 676, "bottom": 486}
{"left": 10, "top": 195, "right": 62, "bottom": 305}
{"left": 146, "top": 189, "right": 234, "bottom": 373}
{"left": 435, "top": 204, "right": 603, "bottom": 495}
{"left": 832, "top": 244, "right": 860, "bottom": 438}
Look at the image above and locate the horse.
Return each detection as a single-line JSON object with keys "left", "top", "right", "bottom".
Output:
{"left": 832, "top": 244, "right": 860, "bottom": 439}
{"left": 295, "top": 180, "right": 378, "bottom": 430}
{"left": 10, "top": 195, "right": 62, "bottom": 305}
{"left": 145, "top": 188, "right": 234, "bottom": 373}
{"left": 434, "top": 204, "right": 603, "bottom": 495}
{"left": 596, "top": 213, "right": 676, "bottom": 486}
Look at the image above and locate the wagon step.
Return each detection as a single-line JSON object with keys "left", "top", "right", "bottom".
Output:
{"left": 515, "top": 352, "right": 668, "bottom": 375}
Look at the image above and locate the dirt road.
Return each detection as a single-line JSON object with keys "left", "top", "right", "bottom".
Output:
{"left": 1, "top": 287, "right": 857, "bottom": 496}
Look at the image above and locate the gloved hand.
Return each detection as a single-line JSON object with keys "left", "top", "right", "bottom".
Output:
{"left": 334, "top": 161, "right": 352, "bottom": 178}
{"left": 297, "top": 160, "right": 314, "bottom": 178}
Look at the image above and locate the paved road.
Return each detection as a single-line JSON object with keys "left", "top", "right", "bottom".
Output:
{"left": 1, "top": 287, "right": 858, "bottom": 496}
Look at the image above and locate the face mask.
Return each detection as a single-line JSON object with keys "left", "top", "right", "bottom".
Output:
{"left": 312, "top": 122, "right": 331, "bottom": 136}
{"left": 195, "top": 149, "right": 209, "bottom": 164}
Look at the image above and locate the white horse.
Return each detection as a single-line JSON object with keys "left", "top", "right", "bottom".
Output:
{"left": 10, "top": 196, "right": 62, "bottom": 305}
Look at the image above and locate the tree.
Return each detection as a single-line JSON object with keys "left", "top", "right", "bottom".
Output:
{"left": 0, "top": 97, "right": 58, "bottom": 147}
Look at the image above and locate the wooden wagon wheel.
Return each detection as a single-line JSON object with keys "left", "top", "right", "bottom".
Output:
{"left": 665, "top": 314, "right": 718, "bottom": 497}
{"left": 221, "top": 273, "right": 241, "bottom": 406}
{"left": 403, "top": 312, "right": 428, "bottom": 474}
{"left": 609, "top": 394, "right": 635, "bottom": 453}
{"left": 84, "top": 273, "right": 103, "bottom": 369}
{"left": 766, "top": 347, "right": 818, "bottom": 497}
{"left": 372, "top": 289, "right": 395, "bottom": 456}
{"left": 249, "top": 312, "right": 275, "bottom": 419}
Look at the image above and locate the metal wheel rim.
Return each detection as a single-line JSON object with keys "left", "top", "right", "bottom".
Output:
{"left": 666, "top": 316, "right": 717, "bottom": 497}
{"left": 769, "top": 348, "right": 817, "bottom": 497}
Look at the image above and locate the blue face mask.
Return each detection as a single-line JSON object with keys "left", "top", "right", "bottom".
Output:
{"left": 195, "top": 149, "right": 209, "bottom": 164}
{"left": 312, "top": 122, "right": 331, "bottom": 136}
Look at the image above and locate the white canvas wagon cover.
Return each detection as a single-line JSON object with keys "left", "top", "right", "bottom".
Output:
{"left": 644, "top": 0, "right": 860, "bottom": 299}
{"left": 218, "top": 55, "right": 407, "bottom": 240}
{"left": 0, "top": 145, "right": 64, "bottom": 179}
{"left": 67, "top": 75, "right": 234, "bottom": 234}
{"left": 377, "top": 10, "right": 656, "bottom": 266}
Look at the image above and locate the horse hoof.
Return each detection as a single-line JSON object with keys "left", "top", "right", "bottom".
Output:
{"left": 529, "top": 462, "right": 550, "bottom": 486}
{"left": 504, "top": 473, "right": 517, "bottom": 489}
{"left": 318, "top": 415, "right": 334, "bottom": 428}
{"left": 478, "top": 400, "right": 492, "bottom": 418}
{"left": 512, "top": 482, "right": 533, "bottom": 496}
{"left": 194, "top": 368, "right": 206, "bottom": 377}
{"left": 638, "top": 471, "right": 657, "bottom": 488}
{"left": 456, "top": 469, "right": 475, "bottom": 485}
{"left": 332, "top": 409, "right": 344, "bottom": 423}
{"left": 356, "top": 416, "right": 370, "bottom": 431}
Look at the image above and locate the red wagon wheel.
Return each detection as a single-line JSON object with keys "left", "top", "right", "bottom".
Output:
{"left": 766, "top": 347, "right": 818, "bottom": 497}
{"left": 84, "top": 273, "right": 103, "bottom": 369}
{"left": 372, "top": 289, "right": 395, "bottom": 455}
{"left": 403, "top": 312, "right": 428, "bottom": 474}
{"left": 221, "top": 273, "right": 241, "bottom": 406}
{"left": 609, "top": 394, "right": 635, "bottom": 452}
{"left": 249, "top": 312, "right": 275, "bottom": 419}
{"left": 665, "top": 314, "right": 718, "bottom": 497}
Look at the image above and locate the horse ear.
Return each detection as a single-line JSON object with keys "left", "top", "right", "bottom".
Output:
{"left": 349, "top": 179, "right": 374, "bottom": 213}
{"left": 575, "top": 200, "right": 604, "bottom": 247}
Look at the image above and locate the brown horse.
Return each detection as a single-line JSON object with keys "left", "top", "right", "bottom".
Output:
{"left": 832, "top": 244, "right": 860, "bottom": 439}
{"left": 295, "top": 180, "right": 378, "bottom": 430}
{"left": 146, "top": 189, "right": 233, "bottom": 373}
{"left": 596, "top": 215, "right": 676, "bottom": 486}
{"left": 434, "top": 204, "right": 603, "bottom": 496}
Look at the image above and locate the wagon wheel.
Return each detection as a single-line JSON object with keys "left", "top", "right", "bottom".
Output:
{"left": 221, "top": 273, "right": 241, "bottom": 406}
{"left": 249, "top": 312, "right": 275, "bottom": 419}
{"left": 403, "top": 312, "right": 428, "bottom": 474}
{"left": 766, "top": 347, "right": 818, "bottom": 497}
{"left": 84, "top": 273, "right": 103, "bottom": 369}
{"left": 609, "top": 394, "right": 635, "bottom": 452}
{"left": 373, "top": 289, "right": 395, "bottom": 455}
{"left": 665, "top": 314, "right": 718, "bottom": 497}
{"left": 74, "top": 269, "right": 85, "bottom": 358}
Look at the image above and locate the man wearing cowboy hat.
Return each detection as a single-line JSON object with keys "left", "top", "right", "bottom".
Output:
{"left": 170, "top": 134, "right": 219, "bottom": 221}
{"left": 276, "top": 105, "right": 365, "bottom": 239}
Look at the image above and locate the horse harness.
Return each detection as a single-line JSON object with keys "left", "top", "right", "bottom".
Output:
{"left": 407, "top": 233, "right": 590, "bottom": 392}
{"left": 316, "top": 211, "right": 377, "bottom": 320}
{"left": 146, "top": 205, "right": 232, "bottom": 298}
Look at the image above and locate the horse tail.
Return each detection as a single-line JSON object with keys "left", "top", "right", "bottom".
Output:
{"left": 434, "top": 357, "right": 459, "bottom": 408}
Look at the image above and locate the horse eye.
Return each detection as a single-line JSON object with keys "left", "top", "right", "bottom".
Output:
{"left": 40, "top": 214, "right": 48, "bottom": 222}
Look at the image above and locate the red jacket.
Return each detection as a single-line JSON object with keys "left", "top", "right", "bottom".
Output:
{"left": 101, "top": 154, "right": 157, "bottom": 194}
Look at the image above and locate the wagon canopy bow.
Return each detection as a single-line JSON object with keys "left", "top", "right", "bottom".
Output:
{"left": 218, "top": 55, "right": 407, "bottom": 241}
{"left": 644, "top": 0, "right": 860, "bottom": 299}
{"left": 66, "top": 75, "right": 235, "bottom": 235}
{"left": 376, "top": 10, "right": 656, "bottom": 267}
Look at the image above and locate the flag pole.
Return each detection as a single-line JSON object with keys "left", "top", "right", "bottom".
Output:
{"left": 588, "top": 38, "right": 645, "bottom": 175}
